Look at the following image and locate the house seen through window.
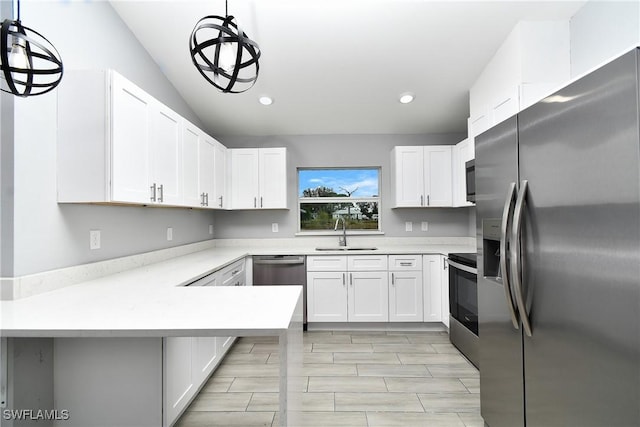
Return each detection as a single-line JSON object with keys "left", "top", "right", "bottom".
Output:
{"left": 298, "top": 168, "right": 381, "bottom": 232}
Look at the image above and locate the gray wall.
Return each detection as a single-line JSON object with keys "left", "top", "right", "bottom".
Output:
{"left": 570, "top": 1, "right": 640, "bottom": 77}
{"left": 214, "top": 134, "right": 474, "bottom": 239}
{"left": 6, "top": 1, "right": 215, "bottom": 276}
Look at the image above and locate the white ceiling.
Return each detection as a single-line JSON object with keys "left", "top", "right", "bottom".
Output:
{"left": 110, "top": 0, "right": 585, "bottom": 137}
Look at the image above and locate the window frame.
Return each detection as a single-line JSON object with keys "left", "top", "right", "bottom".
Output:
{"left": 296, "top": 167, "right": 383, "bottom": 235}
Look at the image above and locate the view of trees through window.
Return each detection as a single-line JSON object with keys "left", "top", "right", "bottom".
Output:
{"left": 298, "top": 168, "right": 380, "bottom": 231}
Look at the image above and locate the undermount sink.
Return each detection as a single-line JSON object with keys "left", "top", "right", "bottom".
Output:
{"left": 315, "top": 246, "right": 378, "bottom": 251}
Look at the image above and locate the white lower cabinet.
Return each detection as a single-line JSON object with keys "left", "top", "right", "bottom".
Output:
{"left": 164, "top": 258, "right": 246, "bottom": 426}
{"left": 423, "top": 254, "right": 449, "bottom": 325}
{"left": 389, "top": 255, "right": 423, "bottom": 322}
{"left": 307, "top": 255, "right": 388, "bottom": 322}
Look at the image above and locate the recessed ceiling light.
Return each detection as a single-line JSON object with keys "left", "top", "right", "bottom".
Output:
{"left": 399, "top": 93, "right": 414, "bottom": 104}
{"left": 259, "top": 96, "right": 273, "bottom": 106}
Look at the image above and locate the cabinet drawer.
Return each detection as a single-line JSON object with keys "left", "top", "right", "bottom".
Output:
{"left": 221, "top": 259, "right": 246, "bottom": 286}
{"left": 307, "top": 256, "right": 347, "bottom": 271}
{"left": 347, "top": 255, "right": 388, "bottom": 271}
{"left": 388, "top": 255, "right": 422, "bottom": 271}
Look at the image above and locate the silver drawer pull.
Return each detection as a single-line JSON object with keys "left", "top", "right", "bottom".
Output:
{"left": 399, "top": 262, "right": 413, "bottom": 266}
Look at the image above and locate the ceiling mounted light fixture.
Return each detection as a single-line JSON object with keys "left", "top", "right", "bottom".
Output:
{"left": 258, "top": 96, "right": 273, "bottom": 105}
{"left": 189, "top": 0, "right": 260, "bottom": 94}
{"left": 0, "top": 0, "right": 63, "bottom": 97}
{"left": 399, "top": 93, "right": 415, "bottom": 104}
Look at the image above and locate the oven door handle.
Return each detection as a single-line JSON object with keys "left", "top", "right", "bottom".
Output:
{"left": 446, "top": 259, "right": 477, "bottom": 275}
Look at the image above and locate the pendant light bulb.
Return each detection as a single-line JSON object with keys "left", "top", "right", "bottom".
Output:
{"left": 218, "top": 41, "right": 236, "bottom": 73}
{"left": 9, "top": 38, "right": 29, "bottom": 70}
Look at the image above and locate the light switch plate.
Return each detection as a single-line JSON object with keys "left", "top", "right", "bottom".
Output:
{"left": 167, "top": 227, "right": 173, "bottom": 241}
{"left": 421, "top": 221, "right": 429, "bottom": 231}
{"left": 405, "top": 222, "right": 412, "bottom": 232}
{"left": 272, "top": 223, "right": 279, "bottom": 233}
{"left": 209, "top": 225, "right": 214, "bottom": 235}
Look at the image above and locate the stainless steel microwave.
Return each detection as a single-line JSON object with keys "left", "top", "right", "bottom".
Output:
{"left": 465, "top": 159, "right": 475, "bottom": 203}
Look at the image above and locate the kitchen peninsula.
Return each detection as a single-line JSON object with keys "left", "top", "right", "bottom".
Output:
{"left": 0, "top": 248, "right": 303, "bottom": 427}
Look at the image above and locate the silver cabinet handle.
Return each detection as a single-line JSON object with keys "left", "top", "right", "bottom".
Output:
{"left": 205, "top": 193, "right": 209, "bottom": 206}
{"left": 260, "top": 196, "right": 263, "bottom": 208}
{"left": 158, "top": 184, "right": 164, "bottom": 203}
{"left": 427, "top": 195, "right": 430, "bottom": 206}
{"left": 399, "top": 262, "right": 412, "bottom": 267}
{"left": 391, "top": 273, "right": 395, "bottom": 286}
{"left": 150, "top": 183, "right": 157, "bottom": 202}
{"left": 420, "top": 195, "right": 424, "bottom": 206}
{"left": 511, "top": 180, "right": 532, "bottom": 337}
{"left": 254, "top": 197, "right": 257, "bottom": 208}
{"left": 342, "top": 273, "right": 346, "bottom": 286}
{"left": 200, "top": 193, "right": 205, "bottom": 206}
{"left": 443, "top": 257, "right": 447, "bottom": 270}
{"left": 219, "top": 195, "right": 223, "bottom": 208}
{"left": 349, "top": 273, "right": 353, "bottom": 286}
{"left": 501, "top": 182, "right": 520, "bottom": 330}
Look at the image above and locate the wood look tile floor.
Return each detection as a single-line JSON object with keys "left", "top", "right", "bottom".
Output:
{"left": 175, "top": 331, "right": 484, "bottom": 427}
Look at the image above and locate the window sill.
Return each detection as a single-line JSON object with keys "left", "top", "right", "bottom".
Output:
{"left": 295, "top": 231, "right": 385, "bottom": 237}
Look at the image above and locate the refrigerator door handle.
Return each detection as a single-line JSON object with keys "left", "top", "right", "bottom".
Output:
{"left": 511, "top": 180, "right": 533, "bottom": 337}
{"left": 501, "top": 182, "right": 520, "bottom": 329}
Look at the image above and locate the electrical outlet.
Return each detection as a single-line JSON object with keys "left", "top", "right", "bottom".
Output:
{"left": 89, "top": 230, "right": 101, "bottom": 250}
{"left": 421, "top": 221, "right": 429, "bottom": 231}
{"left": 167, "top": 227, "right": 173, "bottom": 241}
{"left": 272, "top": 223, "right": 279, "bottom": 233}
{"left": 405, "top": 221, "right": 413, "bottom": 232}
{"left": 209, "top": 225, "right": 214, "bottom": 235}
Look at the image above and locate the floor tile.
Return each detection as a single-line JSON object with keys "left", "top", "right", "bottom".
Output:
{"left": 418, "top": 393, "right": 481, "bottom": 413}
{"left": 238, "top": 336, "right": 278, "bottom": 344}
{"left": 398, "top": 353, "right": 470, "bottom": 365}
{"left": 303, "top": 363, "right": 358, "bottom": 376}
{"left": 372, "top": 343, "right": 437, "bottom": 353}
{"left": 366, "top": 412, "right": 466, "bottom": 427}
{"left": 459, "top": 378, "right": 480, "bottom": 393}
{"left": 432, "top": 343, "right": 463, "bottom": 354}
{"left": 229, "top": 342, "right": 254, "bottom": 354}
{"left": 187, "top": 392, "right": 251, "bottom": 411}
{"left": 175, "top": 411, "right": 274, "bottom": 427}
{"left": 228, "top": 377, "right": 280, "bottom": 392}
{"left": 350, "top": 334, "right": 410, "bottom": 344}
{"left": 247, "top": 392, "right": 335, "bottom": 412}
{"left": 407, "top": 334, "right": 453, "bottom": 344}
{"left": 200, "top": 376, "right": 234, "bottom": 392}
{"left": 273, "top": 411, "right": 368, "bottom": 427}
{"left": 458, "top": 412, "right": 486, "bottom": 427}
{"left": 267, "top": 351, "right": 334, "bottom": 365}
{"left": 250, "top": 343, "right": 281, "bottom": 353}
{"left": 335, "top": 392, "right": 424, "bottom": 412}
{"left": 356, "top": 364, "right": 431, "bottom": 377}
{"left": 308, "top": 376, "right": 387, "bottom": 392}
{"left": 304, "top": 332, "right": 352, "bottom": 344}
{"left": 333, "top": 352, "right": 401, "bottom": 364}
{"left": 384, "top": 377, "right": 469, "bottom": 393}
{"left": 427, "top": 366, "right": 480, "bottom": 378}
{"left": 220, "top": 352, "right": 270, "bottom": 365}
{"left": 215, "top": 363, "right": 279, "bottom": 378}
{"left": 312, "top": 343, "right": 373, "bottom": 353}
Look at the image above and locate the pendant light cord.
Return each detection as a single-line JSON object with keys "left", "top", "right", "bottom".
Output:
{"left": 225, "top": 0, "right": 228, "bottom": 17}
{"left": 13, "top": 0, "right": 20, "bottom": 22}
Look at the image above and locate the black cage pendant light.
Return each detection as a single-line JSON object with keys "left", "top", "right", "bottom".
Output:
{"left": 0, "top": 0, "right": 63, "bottom": 97}
{"left": 189, "top": 0, "right": 260, "bottom": 93}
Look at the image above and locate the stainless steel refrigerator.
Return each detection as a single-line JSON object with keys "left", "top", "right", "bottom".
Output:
{"left": 476, "top": 48, "right": 640, "bottom": 427}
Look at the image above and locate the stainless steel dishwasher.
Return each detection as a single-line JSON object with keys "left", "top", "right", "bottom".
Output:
{"left": 252, "top": 255, "right": 307, "bottom": 329}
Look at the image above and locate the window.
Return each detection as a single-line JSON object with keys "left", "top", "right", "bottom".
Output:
{"left": 298, "top": 168, "right": 381, "bottom": 232}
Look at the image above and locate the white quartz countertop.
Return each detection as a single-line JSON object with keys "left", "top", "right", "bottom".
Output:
{"left": 1, "top": 241, "right": 474, "bottom": 337}
{"left": 0, "top": 248, "right": 300, "bottom": 337}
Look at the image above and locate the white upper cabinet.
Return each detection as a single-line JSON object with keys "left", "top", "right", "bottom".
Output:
{"left": 59, "top": 70, "right": 189, "bottom": 207}
{"left": 212, "top": 140, "right": 227, "bottom": 209}
{"left": 182, "top": 122, "right": 202, "bottom": 207}
{"left": 230, "top": 147, "right": 287, "bottom": 209}
{"left": 391, "top": 146, "right": 453, "bottom": 207}
{"left": 468, "top": 21, "right": 570, "bottom": 137}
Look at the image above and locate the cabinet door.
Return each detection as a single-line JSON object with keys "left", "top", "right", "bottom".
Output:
{"left": 392, "top": 146, "right": 425, "bottom": 207}
{"left": 164, "top": 337, "right": 195, "bottom": 426}
{"left": 230, "top": 148, "right": 260, "bottom": 209}
{"left": 192, "top": 337, "right": 217, "bottom": 384}
{"left": 348, "top": 272, "right": 389, "bottom": 322}
{"left": 389, "top": 271, "right": 423, "bottom": 322}
{"left": 423, "top": 146, "right": 453, "bottom": 207}
{"left": 212, "top": 140, "right": 227, "bottom": 209}
{"left": 182, "top": 122, "right": 201, "bottom": 207}
{"left": 258, "top": 147, "right": 287, "bottom": 208}
{"left": 423, "top": 255, "right": 443, "bottom": 322}
{"left": 199, "top": 137, "right": 216, "bottom": 208}
{"left": 307, "top": 272, "right": 348, "bottom": 322}
{"left": 151, "top": 105, "right": 182, "bottom": 205}
{"left": 111, "top": 73, "right": 153, "bottom": 203}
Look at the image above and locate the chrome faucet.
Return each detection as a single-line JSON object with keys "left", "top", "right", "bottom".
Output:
{"left": 334, "top": 216, "right": 347, "bottom": 246}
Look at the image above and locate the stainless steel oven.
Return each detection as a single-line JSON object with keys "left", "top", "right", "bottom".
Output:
{"left": 448, "top": 252, "right": 478, "bottom": 367}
